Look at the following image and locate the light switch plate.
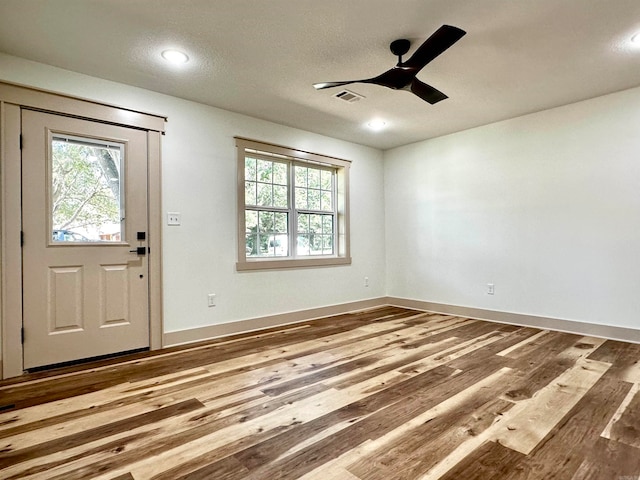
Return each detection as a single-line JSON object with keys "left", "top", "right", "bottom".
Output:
{"left": 167, "top": 212, "right": 181, "bottom": 226}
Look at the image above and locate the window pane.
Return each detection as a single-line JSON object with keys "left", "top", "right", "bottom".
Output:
{"left": 259, "top": 237, "right": 270, "bottom": 256}
{"left": 273, "top": 162, "right": 287, "bottom": 185}
{"left": 322, "top": 235, "right": 333, "bottom": 254}
{"left": 320, "top": 190, "right": 332, "bottom": 211}
{"left": 308, "top": 168, "right": 320, "bottom": 189}
{"left": 247, "top": 210, "right": 291, "bottom": 257}
{"left": 274, "top": 212, "right": 288, "bottom": 233}
{"left": 297, "top": 213, "right": 309, "bottom": 233}
{"left": 257, "top": 159, "right": 272, "bottom": 183}
{"left": 245, "top": 157, "right": 257, "bottom": 181}
{"left": 270, "top": 234, "right": 288, "bottom": 257}
{"left": 256, "top": 183, "right": 273, "bottom": 207}
{"left": 321, "top": 170, "right": 332, "bottom": 190}
{"left": 273, "top": 185, "right": 288, "bottom": 208}
{"left": 51, "top": 136, "right": 123, "bottom": 243}
{"left": 245, "top": 210, "right": 258, "bottom": 233}
{"left": 308, "top": 189, "right": 321, "bottom": 211}
{"left": 310, "top": 233, "right": 322, "bottom": 254}
{"left": 267, "top": 235, "right": 276, "bottom": 256}
{"left": 245, "top": 181, "right": 257, "bottom": 206}
{"left": 259, "top": 211, "right": 274, "bottom": 232}
{"left": 295, "top": 166, "right": 307, "bottom": 187}
{"left": 294, "top": 213, "right": 334, "bottom": 257}
{"left": 295, "top": 187, "right": 307, "bottom": 209}
{"left": 246, "top": 234, "right": 258, "bottom": 257}
{"left": 310, "top": 214, "right": 323, "bottom": 233}
{"left": 297, "top": 234, "right": 310, "bottom": 255}
{"left": 322, "top": 215, "right": 333, "bottom": 234}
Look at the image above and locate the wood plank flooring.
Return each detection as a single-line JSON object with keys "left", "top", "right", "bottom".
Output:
{"left": 1, "top": 306, "right": 640, "bottom": 479}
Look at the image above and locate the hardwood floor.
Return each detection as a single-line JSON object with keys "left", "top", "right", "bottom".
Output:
{"left": 1, "top": 306, "right": 640, "bottom": 479}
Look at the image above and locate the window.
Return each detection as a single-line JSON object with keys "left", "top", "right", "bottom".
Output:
{"left": 50, "top": 134, "right": 124, "bottom": 243}
{"left": 236, "top": 138, "right": 351, "bottom": 270}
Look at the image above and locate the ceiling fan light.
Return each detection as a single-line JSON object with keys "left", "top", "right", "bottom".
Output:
{"left": 161, "top": 49, "right": 189, "bottom": 64}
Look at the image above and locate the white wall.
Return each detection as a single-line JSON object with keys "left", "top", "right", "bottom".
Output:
{"left": 385, "top": 86, "right": 640, "bottom": 330}
{"left": 0, "top": 53, "right": 386, "bottom": 335}
{"left": 4, "top": 50, "right": 640, "bottom": 342}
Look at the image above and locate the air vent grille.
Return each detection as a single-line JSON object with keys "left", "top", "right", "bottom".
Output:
{"left": 333, "top": 89, "right": 365, "bottom": 103}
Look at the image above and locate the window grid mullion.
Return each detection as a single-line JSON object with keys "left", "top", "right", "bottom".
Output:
{"left": 332, "top": 170, "right": 337, "bottom": 255}
{"left": 245, "top": 205, "right": 289, "bottom": 213}
{"left": 289, "top": 161, "right": 297, "bottom": 259}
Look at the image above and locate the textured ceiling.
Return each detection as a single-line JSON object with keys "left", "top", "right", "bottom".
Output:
{"left": 1, "top": 0, "right": 640, "bottom": 150}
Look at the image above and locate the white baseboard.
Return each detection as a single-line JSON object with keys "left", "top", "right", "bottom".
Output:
{"left": 163, "top": 297, "right": 388, "bottom": 347}
{"left": 386, "top": 296, "right": 640, "bottom": 344}
{"left": 164, "top": 295, "right": 640, "bottom": 349}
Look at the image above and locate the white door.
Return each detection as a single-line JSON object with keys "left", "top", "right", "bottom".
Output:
{"left": 22, "top": 110, "right": 150, "bottom": 369}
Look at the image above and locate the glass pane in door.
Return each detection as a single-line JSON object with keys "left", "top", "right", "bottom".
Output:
{"left": 51, "top": 134, "right": 124, "bottom": 243}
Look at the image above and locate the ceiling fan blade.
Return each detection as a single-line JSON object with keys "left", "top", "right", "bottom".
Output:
{"left": 313, "top": 81, "right": 359, "bottom": 90}
{"left": 409, "top": 79, "right": 448, "bottom": 104}
{"left": 403, "top": 25, "right": 466, "bottom": 71}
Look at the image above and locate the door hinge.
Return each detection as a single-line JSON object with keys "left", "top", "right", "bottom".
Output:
{"left": 21, "top": 327, "right": 25, "bottom": 344}
{"left": 19, "top": 134, "right": 23, "bottom": 150}
{"left": 20, "top": 231, "right": 24, "bottom": 246}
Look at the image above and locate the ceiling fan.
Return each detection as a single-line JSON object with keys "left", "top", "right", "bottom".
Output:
{"left": 313, "top": 25, "right": 466, "bottom": 104}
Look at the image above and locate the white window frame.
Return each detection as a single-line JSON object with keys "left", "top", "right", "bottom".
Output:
{"left": 236, "top": 137, "right": 351, "bottom": 271}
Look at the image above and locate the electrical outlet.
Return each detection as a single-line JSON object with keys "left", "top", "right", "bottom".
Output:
{"left": 487, "top": 283, "right": 495, "bottom": 295}
{"left": 208, "top": 293, "right": 216, "bottom": 307}
{"left": 167, "top": 212, "right": 181, "bottom": 226}
{"left": 364, "top": 276, "right": 369, "bottom": 287}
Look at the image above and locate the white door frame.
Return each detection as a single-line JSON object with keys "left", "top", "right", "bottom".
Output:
{"left": 0, "top": 81, "right": 166, "bottom": 379}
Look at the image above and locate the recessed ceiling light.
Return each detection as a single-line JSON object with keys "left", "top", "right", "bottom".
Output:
{"left": 161, "top": 49, "right": 189, "bottom": 64}
{"left": 367, "top": 119, "right": 387, "bottom": 131}
{"left": 632, "top": 32, "right": 640, "bottom": 45}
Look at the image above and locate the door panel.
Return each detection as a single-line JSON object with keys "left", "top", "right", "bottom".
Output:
{"left": 22, "top": 110, "right": 150, "bottom": 369}
{"left": 99, "top": 264, "right": 130, "bottom": 326}
{"left": 48, "top": 265, "right": 84, "bottom": 332}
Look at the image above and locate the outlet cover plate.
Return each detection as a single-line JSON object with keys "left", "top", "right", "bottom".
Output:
{"left": 167, "top": 212, "right": 181, "bottom": 226}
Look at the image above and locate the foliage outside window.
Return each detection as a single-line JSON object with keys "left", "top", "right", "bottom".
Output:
{"left": 236, "top": 138, "right": 351, "bottom": 270}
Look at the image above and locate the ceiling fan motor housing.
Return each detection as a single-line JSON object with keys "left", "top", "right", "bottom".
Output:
{"left": 390, "top": 39, "right": 411, "bottom": 58}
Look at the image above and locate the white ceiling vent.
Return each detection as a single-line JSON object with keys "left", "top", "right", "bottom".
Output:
{"left": 333, "top": 89, "right": 365, "bottom": 103}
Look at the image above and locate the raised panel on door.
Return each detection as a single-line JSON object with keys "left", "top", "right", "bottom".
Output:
{"left": 48, "top": 266, "right": 84, "bottom": 332}
{"left": 22, "top": 110, "right": 150, "bottom": 369}
{"left": 99, "top": 264, "right": 130, "bottom": 326}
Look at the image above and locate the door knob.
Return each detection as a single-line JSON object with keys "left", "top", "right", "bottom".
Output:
{"left": 129, "top": 246, "right": 146, "bottom": 255}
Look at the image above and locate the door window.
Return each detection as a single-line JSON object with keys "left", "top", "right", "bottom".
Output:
{"left": 50, "top": 134, "right": 125, "bottom": 243}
